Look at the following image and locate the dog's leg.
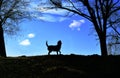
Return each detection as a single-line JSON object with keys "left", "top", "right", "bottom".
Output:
{"left": 56, "top": 51, "right": 58, "bottom": 55}
{"left": 48, "top": 51, "right": 51, "bottom": 55}
{"left": 59, "top": 51, "right": 61, "bottom": 55}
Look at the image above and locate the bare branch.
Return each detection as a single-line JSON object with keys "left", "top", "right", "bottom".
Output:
{"left": 0, "top": 0, "right": 30, "bottom": 35}
{"left": 50, "top": 0, "right": 91, "bottom": 21}
{"left": 111, "top": 25, "right": 120, "bottom": 36}
{"left": 95, "top": 0, "right": 102, "bottom": 31}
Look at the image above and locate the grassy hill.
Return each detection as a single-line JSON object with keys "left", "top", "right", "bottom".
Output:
{"left": 0, "top": 55, "right": 120, "bottom": 78}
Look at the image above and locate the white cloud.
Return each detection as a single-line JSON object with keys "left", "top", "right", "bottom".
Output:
{"left": 19, "top": 39, "right": 31, "bottom": 46}
{"left": 29, "top": 0, "right": 69, "bottom": 15}
{"left": 29, "top": 3, "right": 69, "bottom": 22}
{"left": 35, "top": 14, "right": 68, "bottom": 22}
{"left": 28, "top": 33, "right": 35, "bottom": 38}
{"left": 37, "top": 14, "right": 56, "bottom": 22}
{"left": 18, "top": 33, "right": 35, "bottom": 46}
{"left": 37, "top": 6, "right": 68, "bottom": 15}
{"left": 69, "top": 20, "right": 85, "bottom": 31}
{"left": 59, "top": 17, "right": 68, "bottom": 22}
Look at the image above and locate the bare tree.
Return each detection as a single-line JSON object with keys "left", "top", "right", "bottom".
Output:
{"left": 41, "top": 0, "right": 120, "bottom": 56}
{"left": 107, "top": 13, "right": 120, "bottom": 55}
{"left": 0, "top": 0, "right": 30, "bottom": 57}
{"left": 107, "top": 35, "right": 120, "bottom": 55}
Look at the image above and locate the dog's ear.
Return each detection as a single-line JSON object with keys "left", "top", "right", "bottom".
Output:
{"left": 58, "top": 40, "right": 62, "bottom": 45}
{"left": 60, "top": 41, "right": 62, "bottom": 44}
{"left": 60, "top": 40, "right": 62, "bottom": 43}
{"left": 58, "top": 40, "right": 61, "bottom": 42}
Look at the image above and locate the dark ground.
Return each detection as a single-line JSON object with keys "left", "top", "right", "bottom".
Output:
{"left": 0, "top": 55, "right": 120, "bottom": 78}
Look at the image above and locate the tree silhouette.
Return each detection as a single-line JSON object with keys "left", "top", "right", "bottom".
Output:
{"left": 44, "top": 0, "right": 120, "bottom": 56}
{"left": 0, "top": 0, "right": 30, "bottom": 57}
{"left": 107, "top": 12, "right": 120, "bottom": 55}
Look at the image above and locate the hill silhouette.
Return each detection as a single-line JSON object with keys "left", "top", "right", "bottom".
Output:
{"left": 0, "top": 55, "right": 120, "bottom": 78}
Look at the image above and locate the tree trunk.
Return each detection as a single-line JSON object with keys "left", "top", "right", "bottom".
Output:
{"left": 99, "top": 33, "right": 108, "bottom": 56}
{"left": 0, "top": 25, "right": 7, "bottom": 57}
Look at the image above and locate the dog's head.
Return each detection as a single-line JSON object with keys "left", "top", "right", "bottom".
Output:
{"left": 57, "top": 40, "right": 62, "bottom": 46}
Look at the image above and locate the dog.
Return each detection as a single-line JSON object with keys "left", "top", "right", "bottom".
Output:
{"left": 46, "top": 40, "right": 62, "bottom": 55}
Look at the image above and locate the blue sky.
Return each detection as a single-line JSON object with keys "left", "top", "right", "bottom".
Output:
{"left": 5, "top": 1, "right": 101, "bottom": 56}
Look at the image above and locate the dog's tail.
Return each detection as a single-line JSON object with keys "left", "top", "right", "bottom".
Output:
{"left": 46, "top": 41, "right": 48, "bottom": 47}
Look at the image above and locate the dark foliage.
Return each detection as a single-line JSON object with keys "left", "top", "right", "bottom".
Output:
{"left": 0, "top": 55, "right": 120, "bottom": 78}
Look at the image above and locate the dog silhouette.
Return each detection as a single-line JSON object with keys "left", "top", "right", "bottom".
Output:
{"left": 46, "top": 40, "right": 62, "bottom": 55}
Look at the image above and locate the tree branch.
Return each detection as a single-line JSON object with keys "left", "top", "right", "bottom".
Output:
{"left": 50, "top": 0, "right": 92, "bottom": 21}
{"left": 95, "top": 0, "right": 102, "bottom": 31}
{"left": 111, "top": 25, "right": 120, "bottom": 36}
